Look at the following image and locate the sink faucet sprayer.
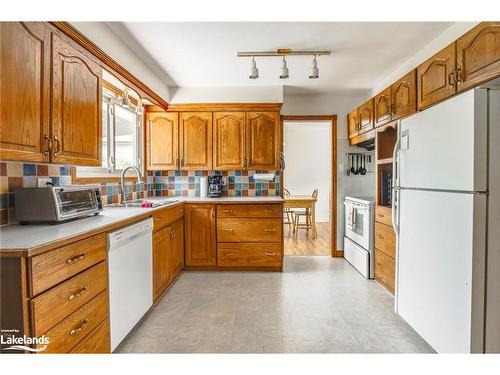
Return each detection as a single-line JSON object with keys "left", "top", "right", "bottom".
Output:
{"left": 120, "top": 166, "right": 144, "bottom": 205}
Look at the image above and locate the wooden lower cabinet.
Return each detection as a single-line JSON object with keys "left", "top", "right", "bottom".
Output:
{"left": 374, "top": 249, "right": 395, "bottom": 295}
{"left": 217, "top": 243, "right": 282, "bottom": 267}
{"left": 170, "top": 220, "right": 184, "bottom": 279}
{"left": 70, "top": 320, "right": 110, "bottom": 354}
{"left": 184, "top": 204, "right": 216, "bottom": 266}
{"left": 153, "top": 227, "right": 172, "bottom": 302}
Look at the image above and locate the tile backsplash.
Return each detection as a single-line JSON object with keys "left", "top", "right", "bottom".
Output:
{"left": 0, "top": 161, "right": 281, "bottom": 225}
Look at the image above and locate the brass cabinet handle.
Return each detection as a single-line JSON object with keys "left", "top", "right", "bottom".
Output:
{"left": 180, "top": 158, "right": 184, "bottom": 167}
{"left": 448, "top": 71, "right": 456, "bottom": 86}
{"left": 179, "top": 208, "right": 184, "bottom": 213}
{"left": 175, "top": 157, "right": 180, "bottom": 169}
{"left": 66, "top": 254, "right": 85, "bottom": 264}
{"left": 243, "top": 156, "right": 248, "bottom": 168}
{"left": 169, "top": 231, "right": 175, "bottom": 239}
{"left": 43, "top": 135, "right": 52, "bottom": 156}
{"left": 68, "top": 286, "right": 87, "bottom": 301}
{"left": 222, "top": 209, "right": 233, "bottom": 213}
{"left": 222, "top": 228, "right": 234, "bottom": 232}
{"left": 264, "top": 228, "right": 277, "bottom": 232}
{"left": 69, "top": 319, "right": 89, "bottom": 336}
{"left": 455, "top": 68, "right": 463, "bottom": 84}
{"left": 53, "top": 136, "right": 61, "bottom": 156}
{"left": 223, "top": 252, "right": 234, "bottom": 256}
{"left": 265, "top": 252, "right": 277, "bottom": 256}
{"left": 155, "top": 216, "right": 163, "bottom": 221}
{"left": 264, "top": 209, "right": 273, "bottom": 213}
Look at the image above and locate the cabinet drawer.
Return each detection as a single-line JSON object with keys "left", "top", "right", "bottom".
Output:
{"left": 153, "top": 204, "right": 185, "bottom": 232}
{"left": 32, "top": 261, "right": 108, "bottom": 336}
{"left": 217, "top": 204, "right": 281, "bottom": 218}
{"left": 375, "top": 249, "right": 395, "bottom": 295}
{"left": 375, "top": 222, "right": 396, "bottom": 259}
{"left": 217, "top": 243, "right": 282, "bottom": 267}
{"left": 30, "top": 233, "right": 106, "bottom": 296}
{"left": 375, "top": 205, "right": 392, "bottom": 226}
{"left": 217, "top": 218, "right": 281, "bottom": 243}
{"left": 40, "top": 291, "right": 108, "bottom": 354}
{"left": 70, "top": 319, "right": 110, "bottom": 354}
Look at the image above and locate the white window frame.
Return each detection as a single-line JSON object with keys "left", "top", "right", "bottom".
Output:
{"left": 76, "top": 90, "right": 143, "bottom": 178}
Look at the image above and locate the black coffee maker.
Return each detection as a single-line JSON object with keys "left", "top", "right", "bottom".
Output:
{"left": 208, "top": 175, "right": 223, "bottom": 197}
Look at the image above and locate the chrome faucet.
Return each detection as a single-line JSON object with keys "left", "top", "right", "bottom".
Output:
{"left": 120, "top": 166, "right": 143, "bottom": 205}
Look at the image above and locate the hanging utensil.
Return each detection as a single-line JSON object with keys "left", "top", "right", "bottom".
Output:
{"left": 353, "top": 154, "right": 360, "bottom": 175}
{"left": 360, "top": 155, "right": 367, "bottom": 175}
{"left": 350, "top": 154, "right": 355, "bottom": 175}
{"left": 347, "top": 154, "right": 351, "bottom": 176}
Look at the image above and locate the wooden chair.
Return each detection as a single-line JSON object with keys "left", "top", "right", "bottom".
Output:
{"left": 283, "top": 188, "right": 295, "bottom": 230}
{"left": 293, "top": 189, "right": 318, "bottom": 234}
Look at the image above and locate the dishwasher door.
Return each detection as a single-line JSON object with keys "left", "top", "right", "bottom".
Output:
{"left": 108, "top": 218, "right": 153, "bottom": 351}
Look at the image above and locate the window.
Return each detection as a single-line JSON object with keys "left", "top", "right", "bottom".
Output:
{"left": 76, "top": 89, "right": 143, "bottom": 178}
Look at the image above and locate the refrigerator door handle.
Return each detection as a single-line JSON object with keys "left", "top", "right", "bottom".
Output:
{"left": 391, "top": 138, "right": 401, "bottom": 235}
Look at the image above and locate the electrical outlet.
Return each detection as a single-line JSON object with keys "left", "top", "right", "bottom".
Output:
{"left": 221, "top": 177, "right": 227, "bottom": 185}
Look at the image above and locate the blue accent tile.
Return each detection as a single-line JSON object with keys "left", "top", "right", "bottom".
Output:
{"left": 50, "top": 177, "right": 60, "bottom": 186}
{"left": 235, "top": 183, "right": 241, "bottom": 190}
{"left": 235, "top": 170, "right": 242, "bottom": 176}
{"left": 249, "top": 176, "right": 254, "bottom": 183}
{"left": 195, "top": 171, "right": 201, "bottom": 176}
{"left": 168, "top": 176, "right": 175, "bottom": 183}
{"left": 175, "top": 170, "right": 181, "bottom": 176}
{"left": 23, "top": 163, "right": 37, "bottom": 176}
{"left": 235, "top": 190, "right": 241, "bottom": 197}
{"left": 256, "top": 190, "right": 262, "bottom": 196}
{"left": 228, "top": 176, "right": 235, "bottom": 183}
{"left": 255, "top": 183, "right": 262, "bottom": 189}
{"left": 59, "top": 166, "right": 70, "bottom": 176}
{"left": 214, "top": 171, "right": 222, "bottom": 176}
{"left": 155, "top": 171, "right": 161, "bottom": 177}
{"left": 241, "top": 183, "right": 248, "bottom": 190}
{"left": 188, "top": 176, "right": 195, "bottom": 183}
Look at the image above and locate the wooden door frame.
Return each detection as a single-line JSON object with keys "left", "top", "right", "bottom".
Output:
{"left": 280, "top": 115, "right": 341, "bottom": 257}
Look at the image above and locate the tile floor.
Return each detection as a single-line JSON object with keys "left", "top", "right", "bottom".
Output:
{"left": 117, "top": 256, "right": 434, "bottom": 353}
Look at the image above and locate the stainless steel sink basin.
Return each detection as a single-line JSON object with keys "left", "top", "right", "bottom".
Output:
{"left": 106, "top": 198, "right": 178, "bottom": 209}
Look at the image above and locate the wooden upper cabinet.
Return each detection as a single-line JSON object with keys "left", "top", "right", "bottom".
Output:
{"left": 0, "top": 22, "right": 51, "bottom": 162}
{"left": 391, "top": 70, "right": 417, "bottom": 120}
{"left": 213, "top": 112, "right": 246, "bottom": 170}
{"left": 184, "top": 204, "right": 216, "bottom": 266}
{"left": 456, "top": 22, "right": 500, "bottom": 92}
{"left": 357, "top": 99, "right": 374, "bottom": 135}
{"left": 179, "top": 112, "right": 212, "bottom": 170}
{"left": 347, "top": 109, "right": 359, "bottom": 139}
{"left": 51, "top": 34, "right": 102, "bottom": 166}
{"left": 147, "top": 112, "right": 179, "bottom": 170}
{"left": 246, "top": 112, "right": 280, "bottom": 170}
{"left": 153, "top": 227, "right": 172, "bottom": 301}
{"left": 417, "top": 43, "right": 457, "bottom": 110}
{"left": 374, "top": 87, "right": 392, "bottom": 127}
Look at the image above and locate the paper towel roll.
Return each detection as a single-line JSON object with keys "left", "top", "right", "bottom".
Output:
{"left": 200, "top": 177, "right": 208, "bottom": 198}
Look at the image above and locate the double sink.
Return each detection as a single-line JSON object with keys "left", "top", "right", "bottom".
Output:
{"left": 106, "top": 197, "right": 179, "bottom": 209}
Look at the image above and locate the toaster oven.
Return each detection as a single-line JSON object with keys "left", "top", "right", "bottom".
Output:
{"left": 15, "top": 185, "right": 103, "bottom": 224}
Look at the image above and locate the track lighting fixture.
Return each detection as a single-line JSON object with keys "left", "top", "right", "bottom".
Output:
{"left": 249, "top": 57, "right": 259, "bottom": 79}
{"left": 309, "top": 55, "right": 319, "bottom": 79}
{"left": 238, "top": 49, "right": 329, "bottom": 80}
{"left": 279, "top": 56, "right": 289, "bottom": 79}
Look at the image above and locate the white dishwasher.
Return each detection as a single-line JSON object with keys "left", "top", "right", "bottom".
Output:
{"left": 108, "top": 218, "right": 153, "bottom": 351}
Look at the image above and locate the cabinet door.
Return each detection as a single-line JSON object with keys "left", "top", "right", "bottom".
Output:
{"left": 246, "top": 112, "right": 280, "bottom": 170}
{"left": 456, "top": 22, "right": 500, "bottom": 92}
{"left": 374, "top": 87, "right": 392, "bottom": 127}
{"left": 153, "top": 227, "right": 172, "bottom": 301}
{"left": 347, "top": 109, "right": 359, "bottom": 139}
{"left": 184, "top": 204, "right": 216, "bottom": 266}
{"left": 0, "top": 22, "right": 50, "bottom": 162}
{"left": 170, "top": 219, "right": 184, "bottom": 278}
{"left": 51, "top": 34, "right": 102, "bottom": 166}
{"left": 357, "top": 99, "right": 374, "bottom": 135}
{"left": 391, "top": 69, "right": 417, "bottom": 120}
{"left": 179, "top": 112, "right": 212, "bottom": 170}
{"left": 417, "top": 43, "right": 456, "bottom": 110}
{"left": 146, "top": 112, "right": 179, "bottom": 170}
{"left": 213, "top": 112, "right": 246, "bottom": 170}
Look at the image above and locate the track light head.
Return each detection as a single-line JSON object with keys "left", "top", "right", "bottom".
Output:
{"left": 122, "top": 89, "right": 131, "bottom": 106}
{"left": 249, "top": 57, "right": 259, "bottom": 79}
{"left": 279, "top": 56, "right": 289, "bottom": 79}
{"left": 309, "top": 55, "right": 319, "bottom": 79}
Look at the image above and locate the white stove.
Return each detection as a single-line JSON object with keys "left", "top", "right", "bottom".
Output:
{"left": 343, "top": 196, "right": 375, "bottom": 278}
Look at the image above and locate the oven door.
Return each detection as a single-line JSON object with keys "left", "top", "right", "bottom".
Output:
{"left": 344, "top": 201, "right": 370, "bottom": 249}
{"left": 53, "top": 188, "right": 100, "bottom": 220}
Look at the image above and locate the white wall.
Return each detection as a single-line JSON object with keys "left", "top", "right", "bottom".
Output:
{"left": 371, "top": 22, "right": 479, "bottom": 95}
{"left": 284, "top": 121, "right": 331, "bottom": 222}
{"left": 169, "top": 86, "right": 283, "bottom": 103}
{"left": 282, "top": 91, "right": 374, "bottom": 250}
{"left": 71, "top": 22, "right": 170, "bottom": 101}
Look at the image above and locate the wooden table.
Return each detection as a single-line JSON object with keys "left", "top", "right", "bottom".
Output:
{"left": 284, "top": 195, "right": 318, "bottom": 239}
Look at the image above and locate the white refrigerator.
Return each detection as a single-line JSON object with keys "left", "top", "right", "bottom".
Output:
{"left": 394, "top": 87, "right": 500, "bottom": 353}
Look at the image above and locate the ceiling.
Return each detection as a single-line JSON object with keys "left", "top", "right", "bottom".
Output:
{"left": 107, "top": 22, "right": 453, "bottom": 95}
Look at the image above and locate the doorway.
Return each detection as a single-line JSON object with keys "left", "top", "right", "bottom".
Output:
{"left": 281, "top": 115, "right": 337, "bottom": 257}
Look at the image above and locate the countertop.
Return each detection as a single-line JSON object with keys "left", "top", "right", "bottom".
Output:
{"left": 0, "top": 196, "right": 283, "bottom": 255}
